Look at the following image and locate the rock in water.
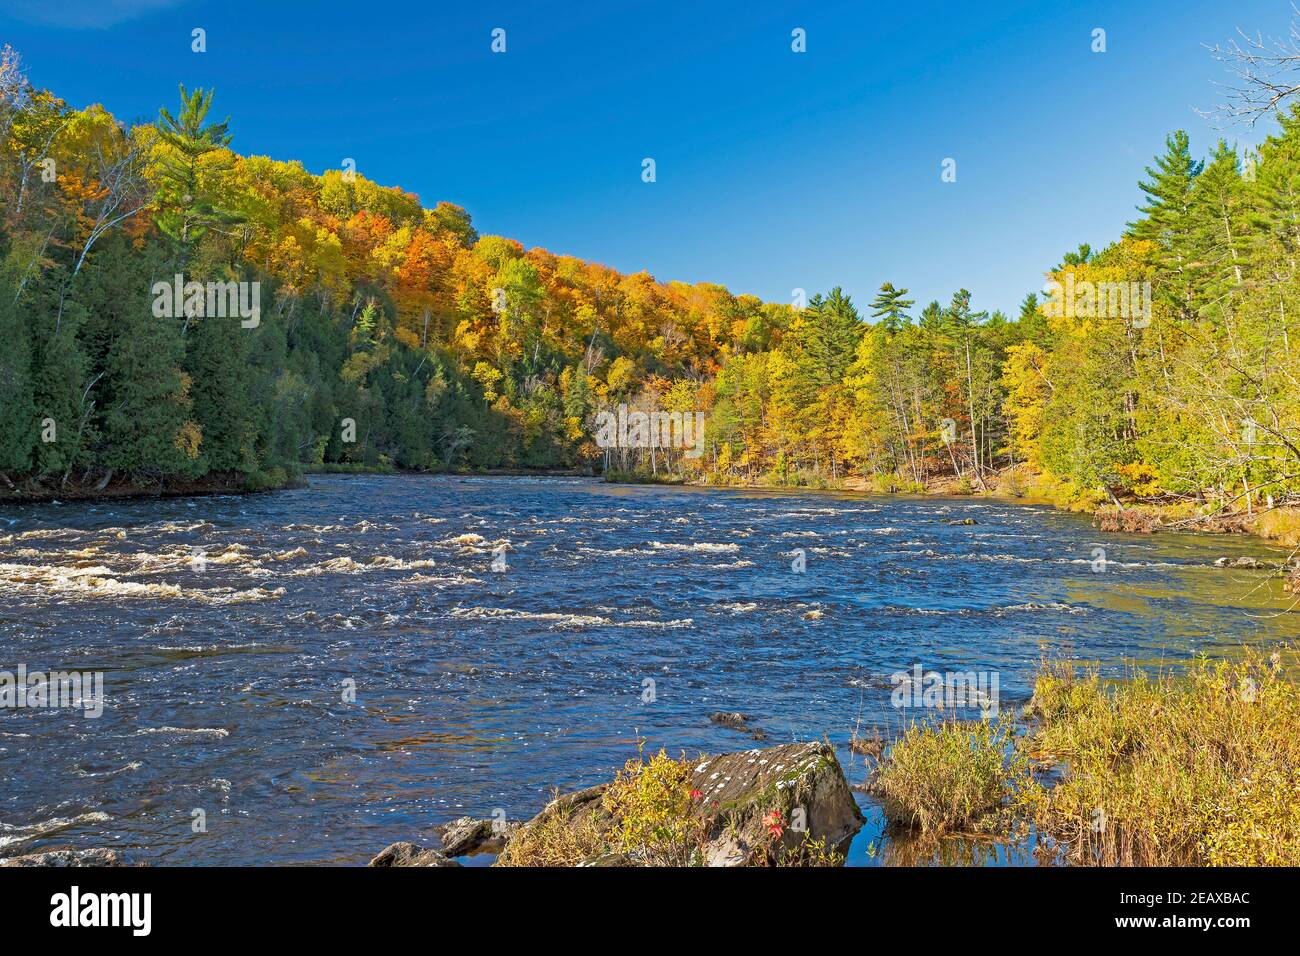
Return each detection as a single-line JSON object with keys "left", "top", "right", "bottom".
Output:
{"left": 0, "top": 848, "right": 123, "bottom": 867}
{"left": 367, "top": 842, "right": 460, "bottom": 867}
{"left": 710, "top": 711, "right": 749, "bottom": 729}
{"left": 690, "top": 741, "right": 863, "bottom": 865}
{"left": 504, "top": 741, "right": 863, "bottom": 866}
{"left": 1213, "top": 556, "right": 1270, "bottom": 569}
{"left": 434, "top": 816, "right": 514, "bottom": 856}
{"left": 708, "top": 711, "right": 769, "bottom": 739}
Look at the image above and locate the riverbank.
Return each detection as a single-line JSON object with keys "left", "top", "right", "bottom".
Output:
{"left": 362, "top": 649, "right": 1300, "bottom": 867}
{"left": 0, "top": 464, "right": 599, "bottom": 505}
{"left": 0, "top": 468, "right": 306, "bottom": 505}
{"left": 607, "top": 463, "right": 1300, "bottom": 550}
{"left": 10, "top": 462, "right": 1296, "bottom": 550}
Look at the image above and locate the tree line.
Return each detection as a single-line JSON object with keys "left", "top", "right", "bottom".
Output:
{"left": 2, "top": 43, "right": 1299, "bottom": 515}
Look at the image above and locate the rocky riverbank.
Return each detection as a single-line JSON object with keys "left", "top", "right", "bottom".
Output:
{"left": 369, "top": 741, "right": 864, "bottom": 868}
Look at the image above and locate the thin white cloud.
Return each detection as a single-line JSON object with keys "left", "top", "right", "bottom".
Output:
{"left": 0, "top": 0, "right": 190, "bottom": 30}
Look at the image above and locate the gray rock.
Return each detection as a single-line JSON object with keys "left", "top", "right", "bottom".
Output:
{"left": 505, "top": 740, "right": 863, "bottom": 867}
{"left": 434, "top": 816, "right": 514, "bottom": 856}
{"left": 367, "top": 842, "right": 460, "bottom": 867}
{"left": 709, "top": 711, "right": 768, "bottom": 740}
{"left": 1214, "top": 556, "right": 1271, "bottom": 569}
{"left": 691, "top": 741, "right": 864, "bottom": 865}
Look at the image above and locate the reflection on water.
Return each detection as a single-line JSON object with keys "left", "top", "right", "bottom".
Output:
{"left": 0, "top": 476, "right": 1294, "bottom": 864}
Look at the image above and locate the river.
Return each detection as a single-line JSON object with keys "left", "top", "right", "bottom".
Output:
{"left": 0, "top": 475, "right": 1294, "bottom": 864}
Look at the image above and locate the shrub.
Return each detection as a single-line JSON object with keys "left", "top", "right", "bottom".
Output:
{"left": 601, "top": 749, "right": 708, "bottom": 865}
{"left": 1094, "top": 505, "right": 1160, "bottom": 533}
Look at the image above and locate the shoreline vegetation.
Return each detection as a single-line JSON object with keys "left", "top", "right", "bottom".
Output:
{"left": 875, "top": 649, "right": 1300, "bottom": 867}
{"left": 356, "top": 650, "right": 1298, "bottom": 868}
{"left": 611, "top": 463, "right": 1300, "bottom": 555}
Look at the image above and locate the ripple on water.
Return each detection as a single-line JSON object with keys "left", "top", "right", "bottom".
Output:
{"left": 1, "top": 474, "right": 1291, "bottom": 865}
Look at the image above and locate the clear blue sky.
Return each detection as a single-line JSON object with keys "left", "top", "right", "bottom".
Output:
{"left": 1, "top": 0, "right": 1291, "bottom": 316}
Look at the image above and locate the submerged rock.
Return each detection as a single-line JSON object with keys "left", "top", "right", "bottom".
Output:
{"left": 367, "top": 842, "right": 460, "bottom": 867}
{"left": 710, "top": 711, "right": 749, "bottom": 729}
{"left": 709, "top": 711, "right": 768, "bottom": 740}
{"left": 0, "top": 848, "right": 124, "bottom": 867}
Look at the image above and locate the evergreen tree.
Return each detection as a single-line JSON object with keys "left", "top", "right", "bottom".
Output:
{"left": 154, "top": 85, "right": 238, "bottom": 267}
{"left": 919, "top": 300, "right": 944, "bottom": 330}
{"left": 868, "top": 282, "right": 915, "bottom": 332}
{"left": 99, "top": 277, "right": 196, "bottom": 478}
{"left": 187, "top": 309, "right": 254, "bottom": 473}
{"left": 1187, "top": 140, "right": 1251, "bottom": 319}
{"left": 801, "top": 287, "right": 863, "bottom": 386}
{"left": 1129, "top": 131, "right": 1203, "bottom": 240}
{"left": 1129, "top": 131, "right": 1203, "bottom": 321}
{"left": 0, "top": 267, "right": 36, "bottom": 475}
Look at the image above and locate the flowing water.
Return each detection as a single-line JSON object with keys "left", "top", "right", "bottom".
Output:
{"left": 1, "top": 475, "right": 1295, "bottom": 865}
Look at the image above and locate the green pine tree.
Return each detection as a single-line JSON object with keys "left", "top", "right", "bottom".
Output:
{"left": 154, "top": 85, "right": 239, "bottom": 267}
{"left": 0, "top": 266, "right": 36, "bottom": 476}
{"left": 101, "top": 297, "right": 196, "bottom": 478}
{"left": 868, "top": 282, "right": 915, "bottom": 331}
{"left": 187, "top": 309, "right": 254, "bottom": 473}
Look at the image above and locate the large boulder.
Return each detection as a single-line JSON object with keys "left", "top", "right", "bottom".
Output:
{"left": 501, "top": 741, "right": 863, "bottom": 866}
{"left": 690, "top": 741, "right": 864, "bottom": 865}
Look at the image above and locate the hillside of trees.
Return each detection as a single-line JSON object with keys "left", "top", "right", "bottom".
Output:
{"left": 2, "top": 43, "right": 1299, "bottom": 517}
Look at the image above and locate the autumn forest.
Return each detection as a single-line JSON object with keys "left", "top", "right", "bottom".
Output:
{"left": 2, "top": 43, "right": 1299, "bottom": 518}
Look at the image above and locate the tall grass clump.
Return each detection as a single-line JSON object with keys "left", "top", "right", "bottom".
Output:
{"left": 875, "top": 718, "right": 1026, "bottom": 834}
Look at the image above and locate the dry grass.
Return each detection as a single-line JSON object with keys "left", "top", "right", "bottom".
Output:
{"left": 493, "top": 790, "right": 608, "bottom": 867}
{"left": 874, "top": 718, "right": 1026, "bottom": 835}
{"left": 1021, "top": 651, "right": 1300, "bottom": 866}
{"left": 872, "top": 651, "right": 1300, "bottom": 866}
{"left": 496, "top": 749, "right": 708, "bottom": 866}
{"left": 1253, "top": 507, "right": 1300, "bottom": 548}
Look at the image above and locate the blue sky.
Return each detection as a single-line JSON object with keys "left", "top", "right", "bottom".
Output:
{"left": 1, "top": 0, "right": 1292, "bottom": 316}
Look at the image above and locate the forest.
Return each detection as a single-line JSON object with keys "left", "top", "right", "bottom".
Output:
{"left": 2, "top": 41, "right": 1299, "bottom": 518}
